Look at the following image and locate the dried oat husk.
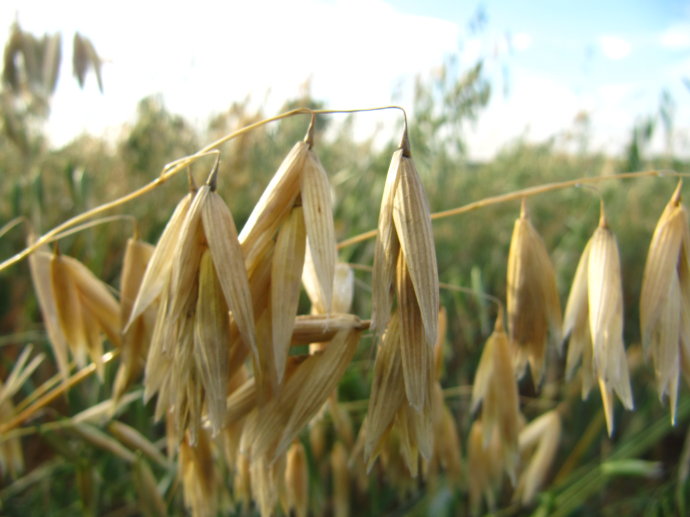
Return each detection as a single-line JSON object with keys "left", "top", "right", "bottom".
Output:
{"left": 471, "top": 311, "right": 520, "bottom": 482}
{"left": 49, "top": 249, "right": 120, "bottom": 378}
{"left": 639, "top": 182, "right": 690, "bottom": 423}
{"left": 563, "top": 206, "right": 633, "bottom": 435}
{"left": 468, "top": 419, "right": 501, "bottom": 515}
{"left": 507, "top": 200, "right": 562, "bottom": 385}
{"left": 397, "top": 250, "right": 433, "bottom": 412}
{"left": 514, "top": 409, "right": 561, "bottom": 505}
{"left": 372, "top": 130, "right": 439, "bottom": 348}
{"left": 364, "top": 312, "right": 405, "bottom": 469}
{"left": 127, "top": 190, "right": 195, "bottom": 328}
{"left": 301, "top": 146, "right": 337, "bottom": 314}
{"left": 284, "top": 441, "right": 309, "bottom": 517}
{"left": 29, "top": 248, "right": 70, "bottom": 379}
{"left": 113, "top": 236, "right": 155, "bottom": 403}
{"left": 179, "top": 431, "right": 217, "bottom": 517}
{"left": 251, "top": 328, "right": 361, "bottom": 463}
{"left": 271, "top": 206, "right": 306, "bottom": 383}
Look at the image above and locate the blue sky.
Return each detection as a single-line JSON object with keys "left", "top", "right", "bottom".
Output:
{"left": 1, "top": 0, "right": 688, "bottom": 159}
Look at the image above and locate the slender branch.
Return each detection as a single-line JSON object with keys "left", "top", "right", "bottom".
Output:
{"left": 0, "top": 106, "right": 406, "bottom": 273}
{"left": 337, "top": 169, "right": 685, "bottom": 250}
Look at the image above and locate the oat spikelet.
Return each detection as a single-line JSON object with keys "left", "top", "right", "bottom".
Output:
{"left": 391, "top": 145, "right": 439, "bottom": 349}
{"left": 29, "top": 249, "right": 70, "bottom": 378}
{"left": 252, "top": 329, "right": 361, "bottom": 462}
{"left": 114, "top": 236, "right": 155, "bottom": 403}
{"left": 507, "top": 200, "right": 562, "bottom": 384}
{"left": 640, "top": 181, "right": 690, "bottom": 423}
{"left": 49, "top": 250, "right": 120, "bottom": 378}
{"left": 239, "top": 141, "right": 308, "bottom": 269}
{"left": 271, "top": 206, "right": 306, "bottom": 383}
{"left": 301, "top": 148, "right": 337, "bottom": 313}
{"left": 563, "top": 206, "right": 633, "bottom": 435}
{"left": 371, "top": 148, "right": 403, "bottom": 335}
{"left": 514, "top": 409, "right": 562, "bottom": 505}
{"left": 397, "top": 251, "right": 432, "bottom": 411}
{"left": 179, "top": 431, "right": 217, "bottom": 517}
{"left": 194, "top": 249, "right": 230, "bottom": 433}
{"left": 364, "top": 312, "right": 405, "bottom": 469}
{"left": 127, "top": 191, "right": 194, "bottom": 328}
{"left": 284, "top": 441, "right": 309, "bottom": 517}
{"left": 471, "top": 311, "right": 520, "bottom": 482}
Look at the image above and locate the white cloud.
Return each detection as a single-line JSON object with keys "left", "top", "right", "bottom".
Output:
{"left": 660, "top": 25, "right": 690, "bottom": 49}
{"left": 598, "top": 35, "right": 631, "bottom": 60}
{"left": 512, "top": 32, "right": 533, "bottom": 52}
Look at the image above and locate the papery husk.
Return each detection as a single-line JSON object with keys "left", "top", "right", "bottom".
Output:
{"left": 127, "top": 191, "right": 194, "bottom": 327}
{"left": 514, "top": 410, "right": 561, "bottom": 505}
{"left": 365, "top": 312, "right": 405, "bottom": 470}
{"left": 251, "top": 329, "right": 360, "bottom": 463}
{"left": 301, "top": 149, "right": 336, "bottom": 314}
{"left": 507, "top": 201, "right": 562, "bottom": 384}
{"left": 114, "top": 237, "right": 155, "bottom": 403}
{"left": 271, "top": 206, "right": 306, "bottom": 383}
{"left": 371, "top": 149, "right": 403, "bottom": 336}
{"left": 284, "top": 441, "right": 309, "bottom": 517}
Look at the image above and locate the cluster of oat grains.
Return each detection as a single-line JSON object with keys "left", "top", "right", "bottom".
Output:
{"left": 1, "top": 108, "right": 688, "bottom": 516}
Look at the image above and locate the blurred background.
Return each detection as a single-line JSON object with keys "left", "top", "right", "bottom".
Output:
{"left": 1, "top": 1, "right": 690, "bottom": 515}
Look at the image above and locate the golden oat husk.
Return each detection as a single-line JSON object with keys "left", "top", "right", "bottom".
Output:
{"left": 127, "top": 191, "right": 194, "bottom": 327}
{"left": 392, "top": 148, "right": 439, "bottom": 350}
{"left": 239, "top": 140, "right": 308, "bottom": 270}
{"left": 284, "top": 441, "right": 309, "bottom": 517}
{"left": 507, "top": 200, "right": 562, "bottom": 384}
{"left": 252, "top": 329, "right": 361, "bottom": 463}
{"left": 201, "top": 183, "right": 257, "bottom": 360}
{"left": 639, "top": 182, "right": 690, "bottom": 422}
{"left": 114, "top": 237, "right": 155, "bottom": 403}
{"left": 468, "top": 420, "right": 502, "bottom": 515}
{"left": 365, "top": 312, "right": 405, "bottom": 470}
{"left": 301, "top": 148, "right": 337, "bottom": 313}
{"left": 271, "top": 206, "right": 306, "bottom": 383}
{"left": 179, "top": 431, "right": 217, "bottom": 517}
{"left": 587, "top": 215, "right": 634, "bottom": 435}
{"left": 29, "top": 248, "right": 70, "bottom": 378}
{"left": 143, "top": 281, "right": 173, "bottom": 404}
{"left": 233, "top": 453, "right": 252, "bottom": 510}
{"left": 330, "top": 441, "right": 350, "bottom": 517}
{"left": 194, "top": 249, "right": 230, "bottom": 434}
{"left": 563, "top": 238, "right": 596, "bottom": 398}
{"left": 514, "top": 409, "right": 561, "bottom": 505}
{"left": 250, "top": 454, "right": 287, "bottom": 517}
{"left": 371, "top": 148, "right": 403, "bottom": 335}
{"left": 471, "top": 313, "right": 520, "bottom": 481}
{"left": 396, "top": 251, "right": 432, "bottom": 412}
{"left": 50, "top": 251, "right": 121, "bottom": 377}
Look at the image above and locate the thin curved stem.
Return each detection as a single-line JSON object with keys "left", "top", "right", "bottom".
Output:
{"left": 0, "top": 106, "right": 407, "bottom": 273}
{"left": 337, "top": 169, "right": 686, "bottom": 250}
